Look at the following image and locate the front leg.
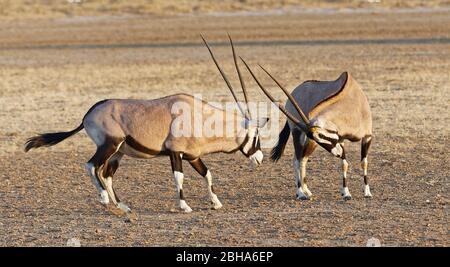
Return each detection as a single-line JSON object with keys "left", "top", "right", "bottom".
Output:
{"left": 170, "top": 152, "right": 192, "bottom": 213}
{"left": 339, "top": 144, "right": 352, "bottom": 201}
{"left": 189, "top": 158, "right": 223, "bottom": 210}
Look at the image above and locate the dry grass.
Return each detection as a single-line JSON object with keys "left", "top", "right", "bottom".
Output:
{"left": 0, "top": 0, "right": 449, "bottom": 20}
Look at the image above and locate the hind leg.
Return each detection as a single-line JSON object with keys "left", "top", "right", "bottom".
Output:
{"left": 189, "top": 157, "right": 222, "bottom": 210}
{"left": 170, "top": 152, "right": 192, "bottom": 213}
{"left": 339, "top": 144, "right": 352, "bottom": 200}
{"left": 102, "top": 152, "right": 130, "bottom": 212}
{"left": 361, "top": 136, "right": 373, "bottom": 198}
{"left": 293, "top": 130, "right": 317, "bottom": 200}
{"left": 85, "top": 136, "right": 128, "bottom": 212}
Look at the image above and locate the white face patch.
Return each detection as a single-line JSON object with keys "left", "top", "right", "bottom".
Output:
{"left": 331, "top": 144, "right": 343, "bottom": 157}
{"left": 249, "top": 150, "right": 263, "bottom": 166}
{"left": 242, "top": 128, "right": 257, "bottom": 154}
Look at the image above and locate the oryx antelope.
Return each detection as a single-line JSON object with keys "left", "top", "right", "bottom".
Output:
{"left": 240, "top": 59, "right": 373, "bottom": 200}
{"left": 24, "top": 36, "right": 268, "bottom": 213}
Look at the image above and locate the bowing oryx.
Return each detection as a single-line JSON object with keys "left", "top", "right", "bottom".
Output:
{"left": 24, "top": 36, "right": 268, "bottom": 213}
{"left": 240, "top": 59, "right": 373, "bottom": 201}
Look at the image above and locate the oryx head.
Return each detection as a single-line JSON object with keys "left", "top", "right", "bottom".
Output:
{"left": 238, "top": 59, "right": 343, "bottom": 157}
{"left": 202, "top": 34, "right": 269, "bottom": 166}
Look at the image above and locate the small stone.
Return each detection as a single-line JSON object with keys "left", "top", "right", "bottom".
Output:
{"left": 66, "top": 238, "right": 81, "bottom": 247}
{"left": 425, "top": 199, "right": 430, "bottom": 204}
{"left": 366, "top": 237, "right": 381, "bottom": 247}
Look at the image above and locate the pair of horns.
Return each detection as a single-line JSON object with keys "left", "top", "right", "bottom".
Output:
{"left": 239, "top": 59, "right": 311, "bottom": 133}
{"left": 201, "top": 34, "right": 251, "bottom": 119}
{"left": 201, "top": 34, "right": 310, "bottom": 132}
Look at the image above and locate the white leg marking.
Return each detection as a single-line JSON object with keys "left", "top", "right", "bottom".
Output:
{"left": 85, "top": 162, "right": 110, "bottom": 204}
{"left": 341, "top": 159, "right": 352, "bottom": 200}
{"left": 174, "top": 171, "right": 192, "bottom": 213}
{"left": 294, "top": 159, "right": 311, "bottom": 200}
{"left": 205, "top": 170, "right": 222, "bottom": 209}
{"left": 341, "top": 187, "right": 352, "bottom": 200}
{"left": 364, "top": 185, "right": 372, "bottom": 198}
{"left": 361, "top": 157, "right": 372, "bottom": 198}
{"left": 300, "top": 158, "right": 312, "bottom": 197}
{"left": 100, "top": 190, "right": 109, "bottom": 205}
{"left": 179, "top": 200, "right": 192, "bottom": 213}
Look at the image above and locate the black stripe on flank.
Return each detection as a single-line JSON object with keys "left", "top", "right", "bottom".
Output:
{"left": 308, "top": 72, "right": 348, "bottom": 113}
{"left": 124, "top": 135, "right": 166, "bottom": 156}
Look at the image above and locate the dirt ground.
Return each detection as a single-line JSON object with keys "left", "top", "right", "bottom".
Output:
{"left": 0, "top": 6, "right": 449, "bottom": 246}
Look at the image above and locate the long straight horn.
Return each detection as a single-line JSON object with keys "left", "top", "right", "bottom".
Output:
{"left": 258, "top": 64, "right": 310, "bottom": 125}
{"left": 240, "top": 57, "right": 309, "bottom": 133}
{"left": 228, "top": 33, "right": 251, "bottom": 119}
{"left": 200, "top": 34, "right": 247, "bottom": 118}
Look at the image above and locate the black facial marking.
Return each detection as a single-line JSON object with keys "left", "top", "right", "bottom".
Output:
{"left": 239, "top": 131, "right": 260, "bottom": 157}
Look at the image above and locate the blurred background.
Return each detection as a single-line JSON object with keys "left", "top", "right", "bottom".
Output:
{"left": 0, "top": 0, "right": 449, "bottom": 19}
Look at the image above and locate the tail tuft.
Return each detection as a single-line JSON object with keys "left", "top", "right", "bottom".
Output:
{"left": 24, "top": 124, "right": 84, "bottom": 152}
{"left": 270, "top": 122, "right": 291, "bottom": 162}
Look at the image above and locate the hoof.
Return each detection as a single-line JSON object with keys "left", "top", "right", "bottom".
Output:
{"left": 99, "top": 190, "right": 110, "bottom": 205}
{"left": 117, "top": 202, "right": 131, "bottom": 213}
{"left": 182, "top": 207, "right": 193, "bottom": 213}
{"left": 179, "top": 200, "right": 193, "bottom": 213}
{"left": 211, "top": 195, "right": 223, "bottom": 210}
{"left": 296, "top": 194, "right": 310, "bottom": 200}
{"left": 343, "top": 195, "right": 352, "bottom": 201}
{"left": 364, "top": 185, "right": 372, "bottom": 198}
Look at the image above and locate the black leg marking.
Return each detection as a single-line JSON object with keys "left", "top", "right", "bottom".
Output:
{"left": 361, "top": 137, "right": 372, "bottom": 160}
{"left": 170, "top": 152, "right": 192, "bottom": 211}
{"left": 87, "top": 137, "right": 123, "bottom": 190}
{"left": 169, "top": 152, "right": 183, "bottom": 173}
{"left": 189, "top": 157, "right": 222, "bottom": 209}
{"left": 179, "top": 189, "right": 185, "bottom": 200}
{"left": 188, "top": 158, "right": 208, "bottom": 177}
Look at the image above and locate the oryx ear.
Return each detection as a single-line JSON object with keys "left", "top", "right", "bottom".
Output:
{"left": 246, "top": 117, "right": 269, "bottom": 128}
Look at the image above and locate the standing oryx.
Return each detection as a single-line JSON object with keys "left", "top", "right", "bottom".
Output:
{"left": 240, "top": 59, "right": 373, "bottom": 201}
{"left": 24, "top": 36, "right": 268, "bottom": 213}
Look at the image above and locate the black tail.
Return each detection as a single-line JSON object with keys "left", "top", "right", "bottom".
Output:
{"left": 270, "top": 122, "right": 291, "bottom": 162}
{"left": 24, "top": 124, "right": 84, "bottom": 152}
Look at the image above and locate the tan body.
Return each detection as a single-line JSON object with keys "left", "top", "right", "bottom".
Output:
{"left": 84, "top": 94, "right": 247, "bottom": 160}
{"left": 286, "top": 72, "right": 372, "bottom": 143}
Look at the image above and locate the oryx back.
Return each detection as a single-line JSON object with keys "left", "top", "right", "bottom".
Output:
{"left": 286, "top": 72, "right": 372, "bottom": 141}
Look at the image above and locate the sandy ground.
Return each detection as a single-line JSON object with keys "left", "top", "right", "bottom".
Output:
{"left": 0, "top": 8, "right": 449, "bottom": 246}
